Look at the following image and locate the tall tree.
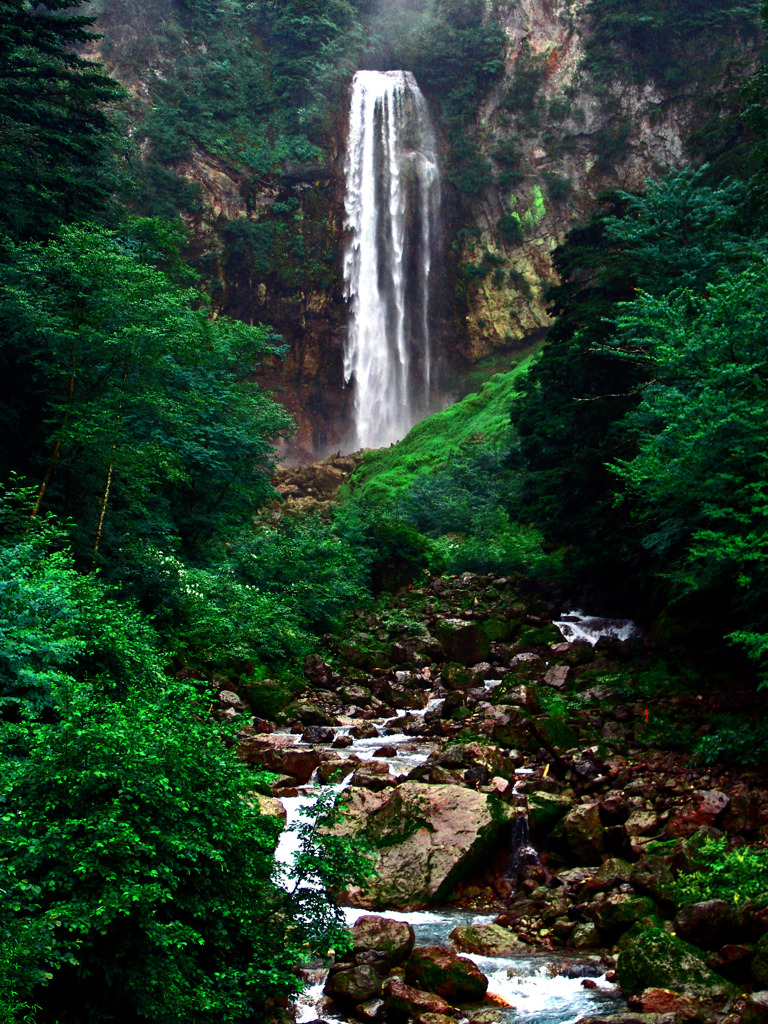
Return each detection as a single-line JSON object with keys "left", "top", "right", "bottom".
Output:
{"left": 0, "top": 0, "right": 122, "bottom": 239}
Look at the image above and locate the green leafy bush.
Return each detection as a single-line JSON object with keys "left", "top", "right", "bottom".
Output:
{"left": 695, "top": 717, "right": 768, "bottom": 767}
{"left": 0, "top": 678, "right": 301, "bottom": 1022}
{"left": 674, "top": 837, "right": 768, "bottom": 906}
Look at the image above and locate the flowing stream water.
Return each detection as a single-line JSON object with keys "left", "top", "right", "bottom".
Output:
{"left": 343, "top": 70, "right": 441, "bottom": 450}
{"left": 275, "top": 704, "right": 625, "bottom": 1024}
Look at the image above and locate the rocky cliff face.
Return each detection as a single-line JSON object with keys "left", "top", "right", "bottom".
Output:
{"left": 89, "top": 0, "right": 758, "bottom": 460}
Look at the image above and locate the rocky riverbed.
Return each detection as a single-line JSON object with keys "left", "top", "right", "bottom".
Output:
{"left": 207, "top": 564, "right": 768, "bottom": 1024}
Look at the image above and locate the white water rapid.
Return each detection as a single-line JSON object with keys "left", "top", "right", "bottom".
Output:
{"left": 343, "top": 69, "right": 441, "bottom": 450}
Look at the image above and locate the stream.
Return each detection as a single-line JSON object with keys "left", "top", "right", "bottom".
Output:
{"left": 273, "top": 699, "right": 626, "bottom": 1024}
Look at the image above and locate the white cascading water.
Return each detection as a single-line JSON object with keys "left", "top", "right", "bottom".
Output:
{"left": 343, "top": 70, "right": 441, "bottom": 450}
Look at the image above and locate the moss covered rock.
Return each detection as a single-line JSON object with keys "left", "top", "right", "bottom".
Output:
{"left": 617, "top": 927, "right": 736, "bottom": 999}
{"left": 527, "top": 791, "right": 576, "bottom": 834}
{"left": 405, "top": 945, "right": 488, "bottom": 1003}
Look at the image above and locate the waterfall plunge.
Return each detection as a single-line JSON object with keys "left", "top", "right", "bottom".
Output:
{"left": 343, "top": 70, "right": 441, "bottom": 450}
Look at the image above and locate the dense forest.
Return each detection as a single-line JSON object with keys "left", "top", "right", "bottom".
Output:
{"left": 3, "top": 0, "right": 768, "bottom": 1021}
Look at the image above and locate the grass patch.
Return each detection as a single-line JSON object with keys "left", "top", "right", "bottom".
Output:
{"left": 344, "top": 358, "right": 535, "bottom": 504}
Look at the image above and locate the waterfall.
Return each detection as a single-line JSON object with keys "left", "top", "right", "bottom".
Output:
{"left": 343, "top": 70, "right": 441, "bottom": 450}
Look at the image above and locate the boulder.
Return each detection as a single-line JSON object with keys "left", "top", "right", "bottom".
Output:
{"left": 563, "top": 803, "right": 604, "bottom": 865}
{"left": 595, "top": 895, "right": 658, "bottom": 938}
{"left": 324, "top": 964, "right": 383, "bottom": 1005}
{"left": 674, "top": 900, "right": 739, "bottom": 951}
{"left": 617, "top": 927, "right": 736, "bottom": 1000}
{"left": 745, "top": 992, "right": 768, "bottom": 1024}
{"left": 414, "top": 1015, "right": 457, "bottom": 1024}
{"left": 353, "top": 915, "right": 415, "bottom": 967}
{"left": 527, "top": 791, "right": 577, "bottom": 834}
{"left": 336, "top": 782, "right": 512, "bottom": 909}
{"left": 571, "top": 922, "right": 601, "bottom": 949}
{"left": 752, "top": 934, "right": 768, "bottom": 987}
{"left": 383, "top": 977, "right": 455, "bottom": 1020}
{"left": 434, "top": 619, "right": 491, "bottom": 665}
{"left": 303, "top": 725, "right": 335, "bottom": 744}
{"left": 281, "top": 697, "right": 341, "bottom": 726}
{"left": 450, "top": 923, "right": 527, "bottom": 957}
{"left": 637, "top": 989, "right": 700, "bottom": 1021}
{"left": 666, "top": 791, "right": 730, "bottom": 839}
{"left": 629, "top": 856, "right": 677, "bottom": 913}
{"left": 237, "top": 734, "right": 321, "bottom": 784}
{"left": 406, "top": 946, "right": 488, "bottom": 1003}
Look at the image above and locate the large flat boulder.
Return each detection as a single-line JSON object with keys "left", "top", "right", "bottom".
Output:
{"left": 617, "top": 927, "right": 736, "bottom": 1000}
{"left": 337, "top": 782, "right": 513, "bottom": 909}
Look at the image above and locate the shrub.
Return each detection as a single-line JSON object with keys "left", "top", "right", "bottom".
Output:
{"left": 674, "top": 837, "right": 768, "bottom": 906}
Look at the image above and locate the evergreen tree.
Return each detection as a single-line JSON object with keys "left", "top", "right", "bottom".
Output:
{"left": 0, "top": 0, "right": 122, "bottom": 239}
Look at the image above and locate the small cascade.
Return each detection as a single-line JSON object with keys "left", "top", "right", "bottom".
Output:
{"left": 505, "top": 811, "right": 540, "bottom": 882}
{"left": 554, "top": 610, "right": 638, "bottom": 646}
{"left": 343, "top": 69, "right": 441, "bottom": 450}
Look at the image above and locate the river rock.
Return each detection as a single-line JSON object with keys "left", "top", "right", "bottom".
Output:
{"left": 527, "top": 791, "right": 577, "bottom": 834}
{"left": 434, "top": 619, "right": 491, "bottom": 665}
{"left": 595, "top": 895, "right": 658, "bottom": 938}
{"left": 745, "top": 991, "right": 768, "bottom": 1024}
{"left": 337, "top": 782, "right": 512, "bottom": 909}
{"left": 666, "top": 791, "right": 730, "bottom": 839}
{"left": 674, "top": 900, "right": 739, "bottom": 950}
{"left": 636, "top": 989, "right": 700, "bottom": 1020}
{"left": 353, "top": 915, "right": 415, "bottom": 966}
{"left": 617, "top": 927, "right": 736, "bottom": 999}
{"left": 237, "top": 734, "right": 321, "bottom": 784}
{"left": 752, "top": 934, "right": 768, "bottom": 987}
{"left": 406, "top": 946, "right": 488, "bottom": 1003}
{"left": 324, "top": 963, "right": 383, "bottom": 1005}
{"left": 382, "top": 977, "right": 455, "bottom": 1020}
{"left": 563, "top": 803, "right": 604, "bottom": 865}
{"left": 450, "top": 923, "right": 527, "bottom": 957}
{"left": 414, "top": 1014, "right": 457, "bottom": 1024}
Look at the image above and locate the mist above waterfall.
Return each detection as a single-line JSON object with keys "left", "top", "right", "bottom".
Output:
{"left": 343, "top": 70, "right": 441, "bottom": 451}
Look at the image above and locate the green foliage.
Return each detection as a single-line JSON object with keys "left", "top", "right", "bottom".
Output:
{"left": 0, "top": 219, "right": 291, "bottom": 572}
{"left": 583, "top": 0, "right": 760, "bottom": 88}
{"left": 359, "top": 0, "right": 505, "bottom": 193}
{"left": 674, "top": 837, "right": 768, "bottom": 906}
{"left": 695, "top": 716, "right": 768, "bottom": 766}
{"left": 511, "top": 169, "right": 752, "bottom": 589}
{"left": 0, "top": 0, "right": 123, "bottom": 239}
{"left": 349, "top": 359, "right": 535, "bottom": 503}
{"left": 609, "top": 257, "right": 768, "bottom": 677}
{"left": 0, "top": 489, "right": 162, "bottom": 724}
{"left": 0, "top": 676, "right": 307, "bottom": 1022}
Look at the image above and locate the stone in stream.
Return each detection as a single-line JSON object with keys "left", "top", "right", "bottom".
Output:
{"left": 382, "top": 977, "right": 455, "bottom": 1020}
{"left": 324, "top": 963, "right": 383, "bottom": 1005}
{"left": 450, "top": 922, "right": 527, "bottom": 957}
{"left": 335, "top": 781, "right": 514, "bottom": 909}
{"left": 352, "top": 914, "right": 415, "bottom": 966}
{"left": 405, "top": 945, "right": 488, "bottom": 1003}
{"left": 237, "top": 734, "right": 321, "bottom": 784}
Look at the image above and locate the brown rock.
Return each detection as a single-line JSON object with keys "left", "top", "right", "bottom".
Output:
{"left": 666, "top": 791, "right": 730, "bottom": 839}
{"left": 383, "top": 977, "right": 455, "bottom": 1019}
{"left": 639, "top": 988, "right": 700, "bottom": 1021}
{"left": 238, "top": 734, "right": 321, "bottom": 784}
{"left": 336, "top": 782, "right": 513, "bottom": 909}
{"left": 324, "top": 964, "right": 383, "bottom": 1005}
{"left": 406, "top": 946, "right": 488, "bottom": 1003}
{"left": 563, "top": 803, "right": 604, "bottom": 865}
{"left": 353, "top": 915, "right": 415, "bottom": 966}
